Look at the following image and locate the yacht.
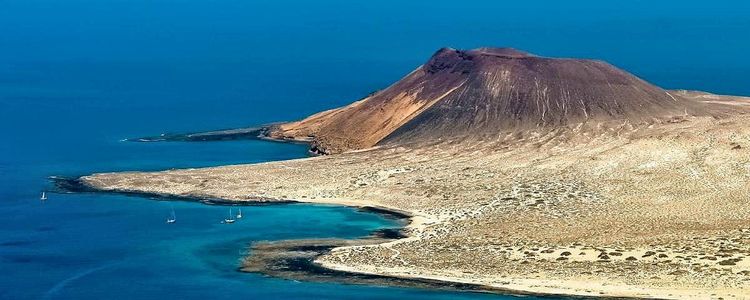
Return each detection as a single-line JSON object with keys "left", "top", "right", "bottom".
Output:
{"left": 224, "top": 208, "right": 235, "bottom": 224}
{"left": 166, "top": 208, "right": 176, "bottom": 224}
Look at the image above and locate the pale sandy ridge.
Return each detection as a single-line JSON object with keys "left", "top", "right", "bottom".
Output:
{"left": 318, "top": 262, "right": 743, "bottom": 299}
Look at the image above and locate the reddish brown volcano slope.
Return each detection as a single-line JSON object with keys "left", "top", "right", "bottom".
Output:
{"left": 269, "top": 47, "right": 713, "bottom": 154}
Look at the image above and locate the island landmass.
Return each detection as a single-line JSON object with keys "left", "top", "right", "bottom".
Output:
{"left": 69, "top": 48, "right": 750, "bottom": 299}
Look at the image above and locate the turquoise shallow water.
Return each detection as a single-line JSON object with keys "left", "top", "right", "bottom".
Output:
{"left": 2, "top": 0, "right": 749, "bottom": 299}
{"left": 0, "top": 136, "right": 529, "bottom": 300}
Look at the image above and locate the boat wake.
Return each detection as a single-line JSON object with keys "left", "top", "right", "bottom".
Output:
{"left": 43, "top": 262, "right": 120, "bottom": 299}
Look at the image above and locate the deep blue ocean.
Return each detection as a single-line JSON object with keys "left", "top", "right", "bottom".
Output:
{"left": 1, "top": 0, "right": 749, "bottom": 299}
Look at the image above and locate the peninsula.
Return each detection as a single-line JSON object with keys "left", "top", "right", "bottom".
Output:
{"left": 75, "top": 48, "right": 750, "bottom": 299}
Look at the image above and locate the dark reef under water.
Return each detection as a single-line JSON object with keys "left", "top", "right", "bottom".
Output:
{"left": 240, "top": 233, "right": 627, "bottom": 300}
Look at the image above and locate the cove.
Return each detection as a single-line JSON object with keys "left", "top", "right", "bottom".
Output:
{"left": 0, "top": 131, "right": 538, "bottom": 299}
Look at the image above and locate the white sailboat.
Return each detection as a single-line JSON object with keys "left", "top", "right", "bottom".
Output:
{"left": 224, "top": 208, "right": 235, "bottom": 224}
{"left": 236, "top": 208, "right": 243, "bottom": 219}
{"left": 166, "top": 208, "right": 176, "bottom": 224}
{"left": 40, "top": 191, "right": 47, "bottom": 201}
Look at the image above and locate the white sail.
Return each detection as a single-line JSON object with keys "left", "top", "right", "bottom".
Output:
{"left": 224, "top": 208, "right": 235, "bottom": 223}
{"left": 166, "top": 207, "right": 176, "bottom": 223}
